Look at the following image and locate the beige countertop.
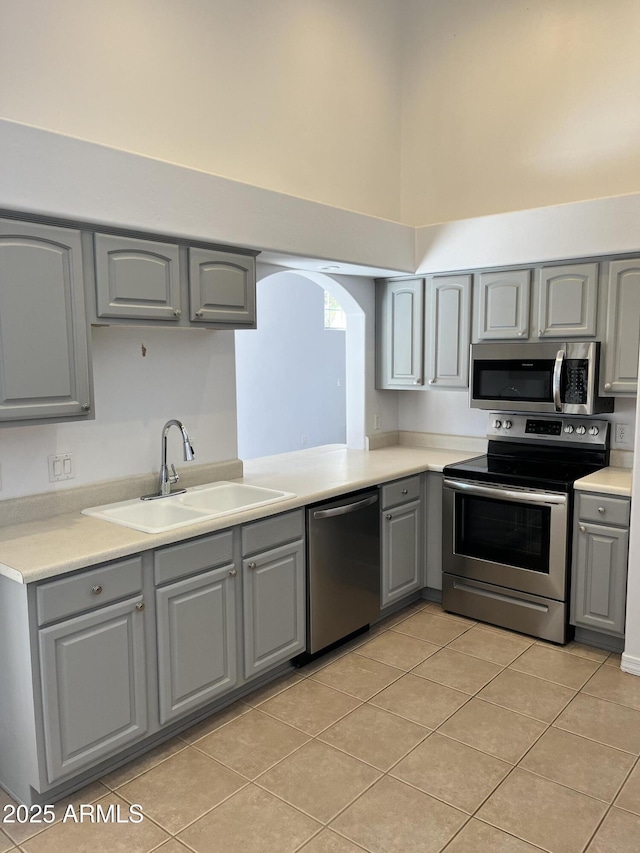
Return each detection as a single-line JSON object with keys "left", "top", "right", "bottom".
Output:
{"left": 0, "top": 445, "right": 477, "bottom": 585}
{"left": 574, "top": 466, "right": 633, "bottom": 497}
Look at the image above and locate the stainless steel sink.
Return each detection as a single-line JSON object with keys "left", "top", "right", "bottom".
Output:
{"left": 82, "top": 482, "right": 296, "bottom": 534}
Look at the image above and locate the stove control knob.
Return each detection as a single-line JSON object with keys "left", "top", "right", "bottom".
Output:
{"left": 502, "top": 420, "right": 512, "bottom": 430}
{"left": 588, "top": 426, "right": 600, "bottom": 436}
{"left": 564, "top": 424, "right": 574, "bottom": 434}
{"left": 492, "top": 419, "right": 502, "bottom": 429}
{"left": 576, "top": 425, "right": 587, "bottom": 435}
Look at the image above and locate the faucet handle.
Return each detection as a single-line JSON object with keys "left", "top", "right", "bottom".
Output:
{"left": 169, "top": 464, "right": 180, "bottom": 485}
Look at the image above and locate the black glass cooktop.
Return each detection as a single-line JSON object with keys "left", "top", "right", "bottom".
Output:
{"left": 444, "top": 443, "right": 608, "bottom": 492}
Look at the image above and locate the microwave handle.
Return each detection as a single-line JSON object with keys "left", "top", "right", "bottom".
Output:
{"left": 553, "top": 349, "right": 565, "bottom": 412}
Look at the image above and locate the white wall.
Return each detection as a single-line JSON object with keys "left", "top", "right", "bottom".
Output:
{"left": 235, "top": 273, "right": 346, "bottom": 458}
{"left": 0, "top": 326, "right": 238, "bottom": 499}
{"left": 0, "top": 0, "right": 402, "bottom": 222}
{"left": 401, "top": 0, "right": 640, "bottom": 225}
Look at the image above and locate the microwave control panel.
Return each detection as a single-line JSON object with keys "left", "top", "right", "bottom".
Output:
{"left": 563, "top": 360, "right": 588, "bottom": 404}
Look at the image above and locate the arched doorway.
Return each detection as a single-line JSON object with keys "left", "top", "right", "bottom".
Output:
{"left": 235, "top": 269, "right": 366, "bottom": 459}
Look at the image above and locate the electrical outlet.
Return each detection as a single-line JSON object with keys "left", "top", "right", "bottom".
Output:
{"left": 615, "top": 423, "right": 633, "bottom": 448}
{"left": 373, "top": 413, "right": 381, "bottom": 431}
{"left": 48, "top": 453, "right": 74, "bottom": 482}
{"left": 301, "top": 434, "right": 307, "bottom": 446}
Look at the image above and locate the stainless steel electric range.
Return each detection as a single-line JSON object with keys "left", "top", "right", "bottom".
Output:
{"left": 442, "top": 413, "right": 610, "bottom": 644}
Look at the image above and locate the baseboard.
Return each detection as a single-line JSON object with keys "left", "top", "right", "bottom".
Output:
{"left": 621, "top": 651, "right": 640, "bottom": 676}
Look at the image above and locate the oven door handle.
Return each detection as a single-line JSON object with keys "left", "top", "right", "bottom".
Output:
{"left": 553, "top": 348, "right": 565, "bottom": 412}
{"left": 443, "top": 479, "right": 567, "bottom": 506}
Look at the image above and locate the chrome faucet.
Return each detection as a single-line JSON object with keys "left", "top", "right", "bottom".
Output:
{"left": 142, "top": 419, "right": 195, "bottom": 500}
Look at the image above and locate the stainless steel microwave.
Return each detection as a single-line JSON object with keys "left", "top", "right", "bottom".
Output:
{"left": 469, "top": 341, "right": 614, "bottom": 415}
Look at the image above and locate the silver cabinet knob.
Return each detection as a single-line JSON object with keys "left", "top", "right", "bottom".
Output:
{"left": 82, "top": 404, "right": 91, "bottom": 411}
{"left": 579, "top": 525, "right": 586, "bottom": 533}
{"left": 173, "top": 309, "right": 181, "bottom": 317}
{"left": 428, "top": 378, "right": 437, "bottom": 384}
{"left": 229, "top": 568, "right": 237, "bottom": 577}
{"left": 517, "top": 330, "right": 525, "bottom": 337}
{"left": 248, "top": 562, "right": 257, "bottom": 570}
{"left": 92, "top": 585, "right": 103, "bottom": 595}
{"left": 195, "top": 309, "right": 204, "bottom": 318}
{"left": 401, "top": 488, "right": 408, "bottom": 495}
{"left": 604, "top": 383, "right": 612, "bottom": 390}
{"left": 136, "top": 601, "right": 145, "bottom": 612}
{"left": 598, "top": 506, "right": 606, "bottom": 514}
{"left": 386, "top": 514, "right": 392, "bottom": 520}
{"left": 539, "top": 329, "right": 544, "bottom": 336}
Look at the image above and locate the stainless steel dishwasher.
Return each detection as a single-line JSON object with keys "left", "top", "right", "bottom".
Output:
{"left": 304, "top": 489, "right": 380, "bottom": 658}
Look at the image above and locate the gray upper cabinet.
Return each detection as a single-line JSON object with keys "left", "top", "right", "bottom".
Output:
{"left": 94, "top": 233, "right": 182, "bottom": 321}
{"left": 425, "top": 274, "right": 471, "bottom": 388}
{"left": 601, "top": 258, "right": 640, "bottom": 395}
{"left": 475, "top": 269, "right": 530, "bottom": 340}
{"left": 189, "top": 248, "right": 256, "bottom": 326}
{"left": 38, "top": 594, "right": 148, "bottom": 784}
{"left": 376, "top": 278, "right": 424, "bottom": 388}
{"left": 536, "top": 263, "right": 598, "bottom": 338}
{"left": 0, "top": 219, "right": 92, "bottom": 422}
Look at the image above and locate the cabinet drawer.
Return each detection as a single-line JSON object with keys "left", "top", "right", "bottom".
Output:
{"left": 37, "top": 556, "right": 143, "bottom": 626}
{"left": 381, "top": 475, "right": 421, "bottom": 509}
{"left": 577, "top": 493, "right": 630, "bottom": 527}
{"left": 154, "top": 530, "right": 234, "bottom": 586}
{"left": 242, "top": 510, "right": 304, "bottom": 556}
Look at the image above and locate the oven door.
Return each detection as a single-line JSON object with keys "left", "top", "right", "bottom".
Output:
{"left": 442, "top": 478, "right": 569, "bottom": 601}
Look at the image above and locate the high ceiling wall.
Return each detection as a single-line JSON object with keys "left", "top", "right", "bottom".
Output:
{"left": 1, "top": 0, "right": 640, "bottom": 225}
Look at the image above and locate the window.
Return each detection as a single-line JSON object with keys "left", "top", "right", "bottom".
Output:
{"left": 324, "top": 291, "right": 346, "bottom": 330}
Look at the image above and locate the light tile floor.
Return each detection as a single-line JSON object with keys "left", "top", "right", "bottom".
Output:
{"left": 2, "top": 600, "right": 640, "bottom": 853}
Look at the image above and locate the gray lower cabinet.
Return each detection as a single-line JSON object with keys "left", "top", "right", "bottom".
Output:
{"left": 425, "top": 274, "right": 471, "bottom": 388}
{"left": 38, "top": 594, "right": 148, "bottom": 785}
{"left": 381, "top": 475, "right": 424, "bottom": 607}
{"left": 156, "top": 565, "right": 237, "bottom": 725}
{"left": 536, "top": 263, "right": 598, "bottom": 338}
{"left": 154, "top": 530, "right": 237, "bottom": 724}
{"left": 571, "top": 492, "right": 630, "bottom": 638}
{"left": 242, "top": 511, "right": 306, "bottom": 679}
{"left": 601, "top": 258, "right": 640, "bottom": 395}
{"left": 375, "top": 278, "right": 424, "bottom": 388}
{"left": 0, "top": 218, "right": 92, "bottom": 422}
{"left": 425, "top": 472, "right": 443, "bottom": 591}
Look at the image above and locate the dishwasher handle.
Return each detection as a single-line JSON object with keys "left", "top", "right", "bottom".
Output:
{"left": 312, "top": 494, "right": 378, "bottom": 520}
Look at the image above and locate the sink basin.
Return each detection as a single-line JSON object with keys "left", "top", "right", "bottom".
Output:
{"left": 82, "top": 482, "right": 296, "bottom": 533}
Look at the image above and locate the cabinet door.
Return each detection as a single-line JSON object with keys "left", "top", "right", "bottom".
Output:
{"left": 381, "top": 499, "right": 423, "bottom": 607}
{"left": 156, "top": 564, "right": 237, "bottom": 725}
{"left": 38, "top": 596, "right": 147, "bottom": 784}
{"left": 571, "top": 522, "right": 628, "bottom": 637}
{"left": 189, "top": 248, "right": 256, "bottom": 326}
{"left": 537, "top": 263, "right": 598, "bottom": 338}
{"left": 602, "top": 259, "right": 640, "bottom": 395}
{"left": 475, "top": 270, "right": 530, "bottom": 340}
{"left": 243, "top": 540, "right": 305, "bottom": 679}
{"left": 376, "top": 279, "right": 424, "bottom": 388}
{"left": 0, "top": 219, "right": 92, "bottom": 421}
{"left": 94, "top": 233, "right": 181, "bottom": 320}
{"left": 425, "top": 274, "right": 471, "bottom": 388}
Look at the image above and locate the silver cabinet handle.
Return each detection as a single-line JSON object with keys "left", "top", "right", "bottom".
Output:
{"left": 401, "top": 489, "right": 408, "bottom": 495}
{"left": 414, "top": 379, "right": 422, "bottom": 385}
{"left": 248, "top": 562, "right": 257, "bottom": 570}
{"left": 579, "top": 525, "right": 586, "bottom": 533}
{"left": 604, "top": 382, "right": 612, "bottom": 390}
{"left": 598, "top": 507, "right": 606, "bottom": 514}
{"left": 136, "top": 601, "right": 145, "bottom": 612}
{"left": 92, "top": 585, "right": 103, "bottom": 595}
{"left": 229, "top": 568, "right": 237, "bottom": 577}
{"left": 428, "top": 378, "right": 436, "bottom": 384}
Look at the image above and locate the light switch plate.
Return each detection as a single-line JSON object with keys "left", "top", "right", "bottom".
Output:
{"left": 48, "top": 453, "right": 74, "bottom": 482}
